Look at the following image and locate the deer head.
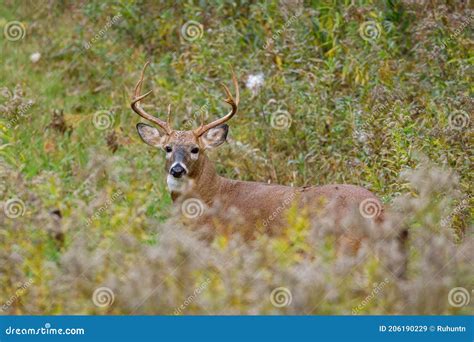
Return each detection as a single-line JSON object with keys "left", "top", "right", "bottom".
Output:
{"left": 131, "top": 62, "right": 239, "bottom": 187}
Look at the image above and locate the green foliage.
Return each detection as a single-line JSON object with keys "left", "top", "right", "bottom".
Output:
{"left": 0, "top": 0, "right": 472, "bottom": 314}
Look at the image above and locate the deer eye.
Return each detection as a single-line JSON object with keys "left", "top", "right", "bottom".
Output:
{"left": 165, "top": 146, "right": 172, "bottom": 153}
{"left": 191, "top": 147, "right": 200, "bottom": 154}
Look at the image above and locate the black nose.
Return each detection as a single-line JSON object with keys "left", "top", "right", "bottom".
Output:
{"left": 170, "top": 164, "right": 186, "bottom": 178}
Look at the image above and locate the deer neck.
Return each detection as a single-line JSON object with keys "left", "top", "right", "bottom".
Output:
{"left": 169, "top": 154, "right": 221, "bottom": 204}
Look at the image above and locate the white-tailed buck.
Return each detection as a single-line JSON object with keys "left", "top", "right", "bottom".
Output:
{"left": 131, "top": 62, "right": 386, "bottom": 248}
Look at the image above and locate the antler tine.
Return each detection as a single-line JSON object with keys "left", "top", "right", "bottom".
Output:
{"left": 131, "top": 61, "right": 172, "bottom": 134}
{"left": 194, "top": 71, "right": 239, "bottom": 137}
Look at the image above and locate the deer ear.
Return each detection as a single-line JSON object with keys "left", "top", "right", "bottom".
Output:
{"left": 200, "top": 124, "right": 229, "bottom": 149}
{"left": 136, "top": 123, "right": 165, "bottom": 147}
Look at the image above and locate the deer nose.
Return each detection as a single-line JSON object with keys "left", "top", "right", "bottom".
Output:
{"left": 170, "top": 164, "right": 186, "bottom": 178}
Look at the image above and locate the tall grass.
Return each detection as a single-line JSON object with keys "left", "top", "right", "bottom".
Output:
{"left": 0, "top": 0, "right": 472, "bottom": 314}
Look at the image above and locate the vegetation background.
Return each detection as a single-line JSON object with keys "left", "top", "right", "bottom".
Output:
{"left": 0, "top": 0, "right": 472, "bottom": 314}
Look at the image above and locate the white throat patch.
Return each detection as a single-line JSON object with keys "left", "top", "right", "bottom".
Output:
{"left": 167, "top": 175, "right": 186, "bottom": 193}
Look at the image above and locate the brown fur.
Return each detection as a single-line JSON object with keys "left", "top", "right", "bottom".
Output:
{"left": 132, "top": 66, "right": 384, "bottom": 247}
{"left": 172, "top": 151, "right": 383, "bottom": 242}
{"left": 136, "top": 125, "right": 385, "bottom": 253}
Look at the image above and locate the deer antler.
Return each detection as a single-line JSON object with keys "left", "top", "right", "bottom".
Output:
{"left": 194, "top": 71, "right": 239, "bottom": 137}
{"left": 131, "top": 61, "right": 172, "bottom": 134}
